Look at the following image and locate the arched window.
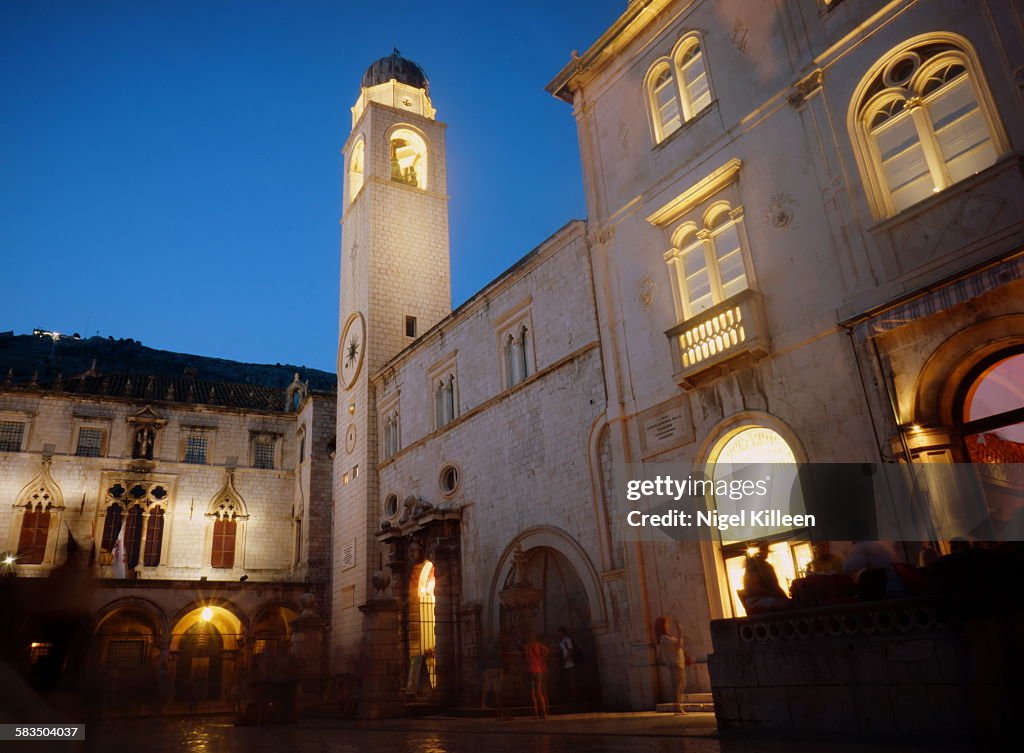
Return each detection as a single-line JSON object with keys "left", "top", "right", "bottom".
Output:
{"left": 676, "top": 38, "right": 711, "bottom": 121}
{"left": 504, "top": 333, "right": 516, "bottom": 387}
{"left": 853, "top": 39, "right": 1005, "bottom": 216}
{"left": 207, "top": 474, "right": 247, "bottom": 570}
{"left": 349, "top": 138, "right": 365, "bottom": 204}
{"left": 646, "top": 35, "right": 713, "bottom": 144}
{"left": 382, "top": 410, "right": 401, "bottom": 460}
{"left": 17, "top": 501, "right": 52, "bottom": 565}
{"left": 517, "top": 326, "right": 529, "bottom": 382}
{"left": 434, "top": 376, "right": 456, "bottom": 429}
{"left": 648, "top": 64, "right": 681, "bottom": 142}
{"left": 98, "top": 481, "right": 168, "bottom": 572}
{"left": 144, "top": 507, "right": 164, "bottom": 567}
{"left": 101, "top": 503, "right": 123, "bottom": 553}
{"left": 390, "top": 128, "right": 428, "bottom": 189}
{"left": 666, "top": 204, "right": 751, "bottom": 319}
{"left": 15, "top": 471, "right": 63, "bottom": 566}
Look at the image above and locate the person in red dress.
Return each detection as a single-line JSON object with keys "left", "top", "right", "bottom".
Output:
{"left": 524, "top": 634, "right": 551, "bottom": 719}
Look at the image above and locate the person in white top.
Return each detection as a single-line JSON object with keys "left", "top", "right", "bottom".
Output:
{"left": 558, "top": 626, "right": 578, "bottom": 701}
{"left": 655, "top": 616, "right": 695, "bottom": 710}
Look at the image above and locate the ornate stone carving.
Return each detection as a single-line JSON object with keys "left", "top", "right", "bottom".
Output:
{"left": 787, "top": 69, "right": 823, "bottom": 109}
{"left": 764, "top": 192, "right": 798, "bottom": 228}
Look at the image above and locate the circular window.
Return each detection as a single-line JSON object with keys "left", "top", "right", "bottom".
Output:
{"left": 439, "top": 465, "right": 460, "bottom": 496}
{"left": 384, "top": 494, "right": 399, "bottom": 518}
{"left": 883, "top": 52, "right": 920, "bottom": 88}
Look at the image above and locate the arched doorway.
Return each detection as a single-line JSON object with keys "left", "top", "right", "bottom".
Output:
{"left": 169, "top": 604, "right": 244, "bottom": 712}
{"left": 497, "top": 545, "right": 599, "bottom": 704}
{"left": 957, "top": 348, "right": 1024, "bottom": 537}
{"left": 406, "top": 560, "right": 436, "bottom": 696}
{"left": 175, "top": 621, "right": 225, "bottom": 704}
{"left": 706, "top": 423, "right": 812, "bottom": 617}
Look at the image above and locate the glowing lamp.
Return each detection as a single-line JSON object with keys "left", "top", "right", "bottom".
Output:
{"left": 201, "top": 607, "right": 213, "bottom": 622}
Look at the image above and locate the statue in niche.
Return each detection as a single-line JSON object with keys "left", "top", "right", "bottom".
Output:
{"left": 132, "top": 426, "right": 155, "bottom": 460}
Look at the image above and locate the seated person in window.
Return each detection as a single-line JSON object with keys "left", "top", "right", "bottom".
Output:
{"left": 806, "top": 541, "right": 844, "bottom": 575}
{"left": 741, "top": 541, "right": 791, "bottom": 613}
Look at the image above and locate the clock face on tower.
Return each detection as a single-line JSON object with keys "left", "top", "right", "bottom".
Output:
{"left": 339, "top": 312, "right": 366, "bottom": 390}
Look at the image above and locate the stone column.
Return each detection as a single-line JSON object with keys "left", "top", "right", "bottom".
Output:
{"left": 893, "top": 427, "right": 993, "bottom": 542}
{"left": 289, "top": 592, "right": 327, "bottom": 708}
{"left": 458, "top": 603, "right": 482, "bottom": 707}
{"left": 356, "top": 570, "right": 404, "bottom": 718}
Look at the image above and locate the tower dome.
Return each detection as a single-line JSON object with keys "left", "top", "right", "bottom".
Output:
{"left": 362, "top": 49, "right": 429, "bottom": 93}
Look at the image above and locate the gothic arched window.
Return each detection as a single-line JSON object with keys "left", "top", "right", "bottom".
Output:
{"left": 208, "top": 478, "right": 247, "bottom": 570}
{"left": 17, "top": 502, "right": 52, "bottom": 565}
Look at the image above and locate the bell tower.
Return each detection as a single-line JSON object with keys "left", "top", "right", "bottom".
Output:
{"left": 331, "top": 50, "right": 452, "bottom": 665}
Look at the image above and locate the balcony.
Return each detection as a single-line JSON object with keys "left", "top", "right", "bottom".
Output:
{"left": 665, "top": 289, "right": 769, "bottom": 389}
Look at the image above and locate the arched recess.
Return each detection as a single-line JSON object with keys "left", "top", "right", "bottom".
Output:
{"left": 487, "top": 526, "right": 606, "bottom": 636}
{"left": 913, "top": 315, "right": 1024, "bottom": 429}
{"left": 92, "top": 598, "right": 167, "bottom": 704}
{"left": 386, "top": 124, "right": 429, "bottom": 189}
{"left": 11, "top": 461, "right": 65, "bottom": 566}
{"left": 696, "top": 412, "right": 810, "bottom": 619}
{"left": 249, "top": 600, "right": 299, "bottom": 658}
{"left": 910, "top": 316, "right": 1024, "bottom": 538}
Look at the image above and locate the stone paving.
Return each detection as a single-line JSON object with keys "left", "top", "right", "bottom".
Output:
{"left": 81, "top": 713, "right": 973, "bottom": 753}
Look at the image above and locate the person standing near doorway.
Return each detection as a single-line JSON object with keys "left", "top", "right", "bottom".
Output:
{"left": 524, "top": 633, "right": 551, "bottom": 719}
{"left": 655, "top": 616, "right": 694, "bottom": 711}
{"left": 557, "top": 627, "right": 578, "bottom": 702}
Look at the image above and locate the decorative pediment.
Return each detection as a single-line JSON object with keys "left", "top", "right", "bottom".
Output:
{"left": 207, "top": 469, "right": 248, "bottom": 520}
{"left": 16, "top": 458, "right": 64, "bottom": 511}
{"left": 125, "top": 405, "right": 167, "bottom": 428}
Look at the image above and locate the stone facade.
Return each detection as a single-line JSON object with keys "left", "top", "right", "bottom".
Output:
{"left": 0, "top": 364, "right": 335, "bottom": 713}
{"left": 546, "top": 0, "right": 1024, "bottom": 716}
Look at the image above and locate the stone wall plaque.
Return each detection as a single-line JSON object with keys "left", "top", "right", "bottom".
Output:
{"left": 637, "top": 396, "right": 694, "bottom": 458}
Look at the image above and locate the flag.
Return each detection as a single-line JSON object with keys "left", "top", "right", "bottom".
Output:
{"left": 111, "top": 520, "right": 126, "bottom": 579}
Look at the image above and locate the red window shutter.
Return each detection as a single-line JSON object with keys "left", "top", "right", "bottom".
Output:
{"left": 212, "top": 518, "right": 236, "bottom": 569}
{"left": 143, "top": 508, "right": 164, "bottom": 567}
{"left": 17, "top": 508, "right": 50, "bottom": 565}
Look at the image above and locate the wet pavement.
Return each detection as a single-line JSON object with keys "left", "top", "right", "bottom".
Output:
{"left": 81, "top": 713, "right": 975, "bottom": 753}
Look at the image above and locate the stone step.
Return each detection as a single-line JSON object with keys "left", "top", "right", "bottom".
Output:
{"left": 656, "top": 694, "right": 715, "bottom": 714}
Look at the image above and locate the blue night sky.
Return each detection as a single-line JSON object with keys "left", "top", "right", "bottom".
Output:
{"left": 0, "top": 1, "right": 623, "bottom": 373}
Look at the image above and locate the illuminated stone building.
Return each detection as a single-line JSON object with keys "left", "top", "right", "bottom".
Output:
{"left": 327, "top": 0, "right": 1023, "bottom": 718}
{"left": 545, "top": 0, "right": 1024, "bottom": 728}
{"left": 3, "top": 0, "right": 1021, "bottom": 725}
{"left": 0, "top": 347, "right": 335, "bottom": 714}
